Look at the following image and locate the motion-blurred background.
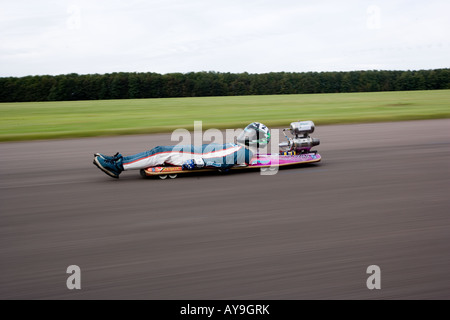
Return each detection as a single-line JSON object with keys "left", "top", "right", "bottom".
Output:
{"left": 0, "top": 0, "right": 449, "bottom": 299}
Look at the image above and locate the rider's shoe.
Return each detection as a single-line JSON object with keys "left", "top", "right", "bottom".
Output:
{"left": 94, "top": 152, "right": 121, "bottom": 161}
{"left": 93, "top": 154, "right": 124, "bottom": 179}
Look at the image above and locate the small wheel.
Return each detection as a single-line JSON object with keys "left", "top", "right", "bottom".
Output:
{"left": 159, "top": 175, "right": 168, "bottom": 180}
{"left": 168, "top": 174, "right": 178, "bottom": 179}
{"left": 261, "top": 166, "right": 277, "bottom": 172}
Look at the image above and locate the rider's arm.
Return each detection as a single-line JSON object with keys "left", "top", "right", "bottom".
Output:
{"left": 203, "top": 147, "right": 253, "bottom": 169}
{"left": 203, "top": 160, "right": 235, "bottom": 169}
{"left": 182, "top": 145, "right": 253, "bottom": 170}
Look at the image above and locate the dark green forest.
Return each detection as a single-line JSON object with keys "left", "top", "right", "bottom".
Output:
{"left": 0, "top": 69, "right": 449, "bottom": 102}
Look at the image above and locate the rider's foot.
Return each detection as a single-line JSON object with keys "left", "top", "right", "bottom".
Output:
{"left": 93, "top": 154, "right": 124, "bottom": 179}
{"left": 94, "top": 152, "right": 121, "bottom": 161}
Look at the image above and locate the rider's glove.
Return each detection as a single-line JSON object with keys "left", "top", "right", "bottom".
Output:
{"left": 182, "top": 159, "right": 195, "bottom": 170}
{"left": 182, "top": 158, "right": 205, "bottom": 170}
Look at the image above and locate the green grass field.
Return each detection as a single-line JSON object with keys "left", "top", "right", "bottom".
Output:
{"left": 1, "top": 90, "right": 449, "bottom": 141}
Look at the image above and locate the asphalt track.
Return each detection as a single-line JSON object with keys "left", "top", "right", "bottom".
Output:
{"left": 0, "top": 119, "right": 449, "bottom": 300}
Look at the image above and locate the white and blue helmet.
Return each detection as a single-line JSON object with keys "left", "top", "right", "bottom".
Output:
{"left": 237, "top": 122, "right": 271, "bottom": 147}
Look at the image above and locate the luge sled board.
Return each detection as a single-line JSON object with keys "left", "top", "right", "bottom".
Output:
{"left": 141, "top": 153, "right": 321, "bottom": 178}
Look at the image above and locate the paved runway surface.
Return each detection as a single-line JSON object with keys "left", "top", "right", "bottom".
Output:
{"left": 1, "top": 119, "right": 449, "bottom": 299}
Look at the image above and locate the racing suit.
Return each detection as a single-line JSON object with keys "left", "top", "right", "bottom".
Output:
{"left": 122, "top": 143, "right": 253, "bottom": 170}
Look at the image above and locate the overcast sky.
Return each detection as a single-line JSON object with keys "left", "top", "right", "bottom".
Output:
{"left": 1, "top": 0, "right": 449, "bottom": 77}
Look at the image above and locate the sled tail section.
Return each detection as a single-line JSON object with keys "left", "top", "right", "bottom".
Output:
{"left": 141, "top": 153, "right": 321, "bottom": 177}
{"left": 247, "top": 153, "right": 321, "bottom": 168}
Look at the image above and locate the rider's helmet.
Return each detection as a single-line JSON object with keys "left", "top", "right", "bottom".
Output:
{"left": 237, "top": 122, "right": 271, "bottom": 148}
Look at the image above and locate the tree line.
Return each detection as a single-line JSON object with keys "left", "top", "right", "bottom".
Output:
{"left": 0, "top": 69, "right": 449, "bottom": 102}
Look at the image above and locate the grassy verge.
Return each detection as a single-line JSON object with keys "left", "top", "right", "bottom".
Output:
{"left": 1, "top": 90, "right": 449, "bottom": 141}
